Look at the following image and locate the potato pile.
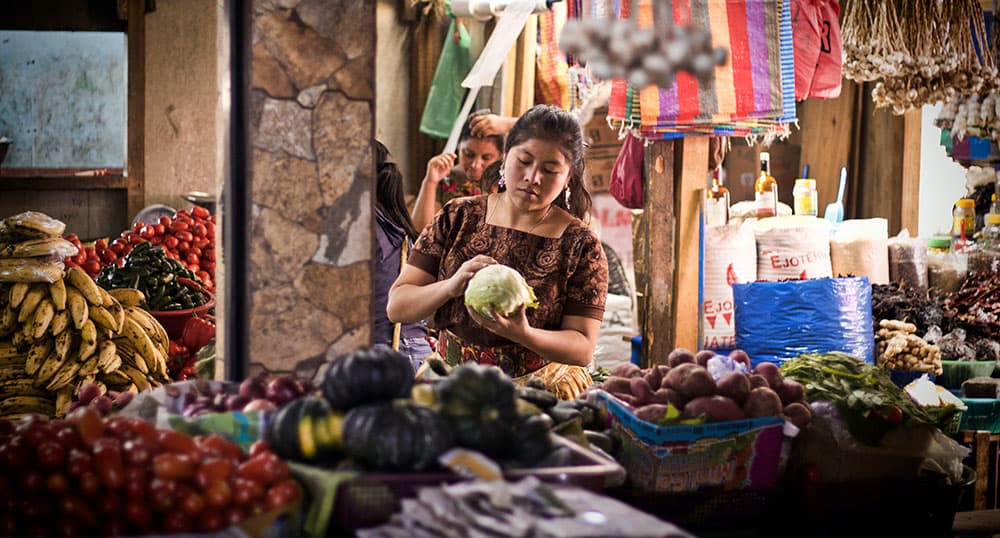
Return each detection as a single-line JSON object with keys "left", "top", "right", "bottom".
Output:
{"left": 597, "top": 348, "right": 813, "bottom": 429}
{"left": 876, "top": 319, "right": 943, "bottom": 375}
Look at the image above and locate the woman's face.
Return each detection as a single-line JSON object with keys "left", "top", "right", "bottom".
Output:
{"left": 503, "top": 138, "right": 571, "bottom": 211}
{"left": 457, "top": 138, "right": 501, "bottom": 181}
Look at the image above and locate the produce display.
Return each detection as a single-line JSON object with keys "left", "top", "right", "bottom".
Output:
{"left": 945, "top": 273, "right": 1000, "bottom": 342}
{"left": 0, "top": 212, "right": 73, "bottom": 283}
{"left": 875, "top": 319, "right": 943, "bottom": 375}
{"left": 0, "top": 407, "right": 299, "bottom": 536}
{"left": 781, "top": 352, "right": 961, "bottom": 445}
{"left": 592, "top": 349, "right": 813, "bottom": 429}
{"left": 177, "top": 374, "right": 311, "bottom": 417}
{"left": 96, "top": 242, "right": 209, "bottom": 312}
{"left": 63, "top": 207, "right": 216, "bottom": 291}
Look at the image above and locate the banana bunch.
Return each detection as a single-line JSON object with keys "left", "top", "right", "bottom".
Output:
{"left": 0, "top": 267, "right": 171, "bottom": 419}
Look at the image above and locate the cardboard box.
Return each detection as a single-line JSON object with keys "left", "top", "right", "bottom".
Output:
{"left": 584, "top": 107, "right": 624, "bottom": 193}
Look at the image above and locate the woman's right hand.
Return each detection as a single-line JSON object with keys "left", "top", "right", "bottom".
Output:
{"left": 425, "top": 152, "right": 456, "bottom": 186}
{"left": 445, "top": 255, "right": 496, "bottom": 298}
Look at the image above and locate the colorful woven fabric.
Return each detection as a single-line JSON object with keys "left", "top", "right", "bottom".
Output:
{"left": 535, "top": 3, "right": 570, "bottom": 109}
{"left": 605, "top": 0, "right": 796, "bottom": 139}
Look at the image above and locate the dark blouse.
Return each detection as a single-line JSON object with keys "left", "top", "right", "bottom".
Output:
{"left": 408, "top": 195, "right": 609, "bottom": 347}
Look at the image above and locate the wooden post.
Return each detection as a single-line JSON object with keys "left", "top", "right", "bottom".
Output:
{"left": 126, "top": 0, "right": 146, "bottom": 220}
{"left": 641, "top": 141, "right": 675, "bottom": 366}
{"left": 502, "top": 15, "right": 537, "bottom": 117}
{"left": 673, "top": 138, "right": 709, "bottom": 351}
{"left": 900, "top": 109, "right": 922, "bottom": 234}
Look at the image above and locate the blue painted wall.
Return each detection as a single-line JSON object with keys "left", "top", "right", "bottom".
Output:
{"left": 0, "top": 30, "right": 126, "bottom": 168}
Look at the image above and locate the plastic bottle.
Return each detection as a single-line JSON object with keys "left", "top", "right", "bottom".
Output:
{"left": 952, "top": 198, "right": 976, "bottom": 252}
{"left": 754, "top": 152, "right": 778, "bottom": 218}
{"left": 793, "top": 178, "right": 818, "bottom": 217}
{"left": 704, "top": 166, "right": 730, "bottom": 227}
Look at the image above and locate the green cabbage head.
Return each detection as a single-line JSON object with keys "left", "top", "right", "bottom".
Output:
{"left": 464, "top": 264, "right": 538, "bottom": 318}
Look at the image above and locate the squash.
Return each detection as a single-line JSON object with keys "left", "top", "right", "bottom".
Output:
{"left": 510, "top": 414, "right": 554, "bottom": 465}
{"left": 435, "top": 364, "right": 518, "bottom": 459}
{"left": 342, "top": 401, "right": 454, "bottom": 471}
{"left": 266, "top": 396, "right": 344, "bottom": 464}
{"left": 322, "top": 346, "right": 414, "bottom": 410}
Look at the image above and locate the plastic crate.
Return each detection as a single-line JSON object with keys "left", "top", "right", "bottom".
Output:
{"left": 958, "top": 397, "right": 1000, "bottom": 433}
{"left": 322, "top": 435, "right": 625, "bottom": 532}
{"left": 938, "top": 360, "right": 998, "bottom": 389}
{"left": 590, "top": 390, "right": 785, "bottom": 493}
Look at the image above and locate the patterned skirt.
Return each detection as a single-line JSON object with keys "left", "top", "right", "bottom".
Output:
{"left": 435, "top": 329, "right": 593, "bottom": 399}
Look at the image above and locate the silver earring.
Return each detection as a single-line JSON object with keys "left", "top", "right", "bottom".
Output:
{"left": 498, "top": 167, "right": 505, "bottom": 189}
{"left": 564, "top": 188, "right": 570, "bottom": 206}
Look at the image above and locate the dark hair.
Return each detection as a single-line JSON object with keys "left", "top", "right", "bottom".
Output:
{"left": 481, "top": 160, "right": 503, "bottom": 194}
{"left": 459, "top": 111, "right": 504, "bottom": 154}
{"left": 504, "top": 105, "right": 592, "bottom": 220}
{"left": 374, "top": 140, "right": 418, "bottom": 241}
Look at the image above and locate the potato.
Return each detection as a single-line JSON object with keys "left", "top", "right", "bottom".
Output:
{"left": 667, "top": 348, "right": 696, "bottom": 367}
{"left": 655, "top": 364, "right": 671, "bottom": 380}
{"left": 748, "top": 374, "right": 769, "bottom": 389}
{"left": 645, "top": 366, "right": 664, "bottom": 391}
{"left": 652, "top": 387, "right": 685, "bottom": 408}
{"left": 776, "top": 379, "right": 805, "bottom": 405}
{"left": 754, "top": 362, "right": 784, "bottom": 390}
{"left": 782, "top": 401, "right": 813, "bottom": 429}
{"left": 602, "top": 376, "right": 632, "bottom": 394}
{"left": 634, "top": 404, "right": 669, "bottom": 424}
{"left": 729, "top": 349, "right": 751, "bottom": 368}
{"left": 610, "top": 392, "right": 641, "bottom": 407}
{"left": 683, "top": 395, "right": 745, "bottom": 422}
{"left": 695, "top": 350, "right": 716, "bottom": 367}
{"left": 630, "top": 377, "right": 654, "bottom": 404}
{"left": 716, "top": 372, "right": 752, "bottom": 406}
{"left": 611, "top": 363, "right": 641, "bottom": 378}
{"left": 743, "top": 387, "right": 783, "bottom": 418}
{"left": 665, "top": 363, "right": 716, "bottom": 401}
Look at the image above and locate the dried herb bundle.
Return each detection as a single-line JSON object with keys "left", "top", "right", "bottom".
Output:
{"left": 944, "top": 273, "right": 1000, "bottom": 341}
{"left": 872, "top": 283, "right": 943, "bottom": 335}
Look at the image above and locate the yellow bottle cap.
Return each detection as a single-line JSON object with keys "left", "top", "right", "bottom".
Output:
{"left": 957, "top": 198, "right": 976, "bottom": 209}
{"left": 795, "top": 178, "right": 816, "bottom": 188}
{"left": 989, "top": 214, "right": 1000, "bottom": 225}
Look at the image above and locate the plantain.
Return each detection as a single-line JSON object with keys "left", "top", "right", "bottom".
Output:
{"left": 78, "top": 353, "right": 99, "bottom": 378}
{"left": 55, "top": 387, "right": 74, "bottom": 417}
{"left": 108, "top": 301, "right": 125, "bottom": 333}
{"left": 96, "top": 340, "right": 118, "bottom": 374}
{"left": 66, "top": 287, "right": 88, "bottom": 330}
{"left": 66, "top": 267, "right": 103, "bottom": 305}
{"left": 119, "top": 364, "right": 152, "bottom": 392}
{"left": 49, "top": 309, "right": 69, "bottom": 336}
{"left": 0, "top": 307, "right": 16, "bottom": 338}
{"left": 17, "top": 286, "right": 46, "bottom": 324}
{"left": 32, "top": 350, "right": 66, "bottom": 388}
{"left": 0, "top": 395, "right": 56, "bottom": 418}
{"left": 115, "top": 341, "right": 148, "bottom": 374}
{"left": 89, "top": 305, "right": 118, "bottom": 334}
{"left": 99, "top": 368, "right": 131, "bottom": 388}
{"left": 10, "top": 330, "right": 29, "bottom": 351}
{"left": 108, "top": 288, "right": 144, "bottom": 308}
{"left": 78, "top": 319, "right": 98, "bottom": 361}
{"left": 0, "top": 341, "right": 21, "bottom": 360}
{"left": 122, "top": 318, "right": 161, "bottom": 373}
{"left": 9, "top": 282, "right": 30, "bottom": 309}
{"left": 126, "top": 306, "right": 169, "bottom": 356}
{"left": 48, "top": 278, "right": 67, "bottom": 311}
{"left": 96, "top": 285, "right": 116, "bottom": 308}
{"left": 30, "top": 298, "right": 55, "bottom": 340}
{"left": 0, "top": 365, "right": 29, "bottom": 382}
{"left": 46, "top": 359, "right": 81, "bottom": 392}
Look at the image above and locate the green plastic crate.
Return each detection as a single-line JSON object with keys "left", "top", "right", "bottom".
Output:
{"left": 938, "top": 360, "right": 997, "bottom": 390}
{"left": 958, "top": 398, "right": 1000, "bottom": 433}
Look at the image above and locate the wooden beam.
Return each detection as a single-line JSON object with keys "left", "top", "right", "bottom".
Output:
{"left": 408, "top": 16, "right": 447, "bottom": 196}
{"left": 673, "top": 137, "right": 709, "bottom": 351}
{"left": 796, "top": 80, "right": 858, "bottom": 215}
{"left": 900, "top": 109, "right": 922, "bottom": 235}
{"left": 0, "top": 175, "right": 127, "bottom": 191}
{"left": 641, "top": 140, "right": 675, "bottom": 366}
{"left": 511, "top": 14, "right": 537, "bottom": 116}
{"left": 126, "top": 0, "right": 146, "bottom": 220}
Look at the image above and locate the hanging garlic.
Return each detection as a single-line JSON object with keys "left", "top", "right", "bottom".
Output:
{"left": 953, "top": 102, "right": 969, "bottom": 140}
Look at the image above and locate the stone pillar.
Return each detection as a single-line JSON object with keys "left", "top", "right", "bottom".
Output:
{"left": 249, "top": 0, "right": 374, "bottom": 380}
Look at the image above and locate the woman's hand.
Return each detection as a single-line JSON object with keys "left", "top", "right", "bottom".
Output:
{"left": 444, "top": 255, "right": 496, "bottom": 298}
{"left": 469, "top": 114, "right": 515, "bottom": 138}
{"left": 467, "top": 304, "right": 530, "bottom": 341}
{"left": 425, "top": 152, "right": 456, "bottom": 186}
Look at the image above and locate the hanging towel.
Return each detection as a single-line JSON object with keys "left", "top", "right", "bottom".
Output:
{"left": 419, "top": 17, "right": 473, "bottom": 140}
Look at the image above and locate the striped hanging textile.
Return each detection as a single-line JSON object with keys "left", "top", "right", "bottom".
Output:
{"left": 606, "top": 0, "right": 796, "bottom": 140}
{"left": 535, "top": 2, "right": 571, "bottom": 109}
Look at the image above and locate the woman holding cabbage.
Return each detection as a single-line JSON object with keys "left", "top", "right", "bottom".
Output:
{"left": 388, "top": 105, "right": 608, "bottom": 399}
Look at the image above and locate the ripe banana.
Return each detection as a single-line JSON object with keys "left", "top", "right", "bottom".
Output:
{"left": 108, "top": 301, "right": 125, "bottom": 333}
{"left": 66, "top": 287, "right": 88, "bottom": 330}
{"left": 48, "top": 278, "right": 67, "bottom": 311}
{"left": 55, "top": 387, "right": 74, "bottom": 417}
{"left": 125, "top": 306, "right": 170, "bottom": 356}
{"left": 109, "top": 288, "right": 144, "bottom": 308}
{"left": 119, "top": 364, "right": 152, "bottom": 392}
{"left": 0, "top": 341, "right": 21, "bottom": 360}
{"left": 0, "top": 365, "right": 29, "bottom": 382}
{"left": 89, "top": 305, "right": 118, "bottom": 334}
{"left": 17, "top": 286, "right": 46, "bottom": 324}
{"left": 100, "top": 369, "right": 131, "bottom": 388}
{"left": 46, "top": 359, "right": 81, "bottom": 391}
{"left": 96, "top": 340, "right": 118, "bottom": 374}
{"left": 10, "top": 330, "right": 30, "bottom": 351}
{"left": 30, "top": 298, "right": 55, "bottom": 340}
{"left": 122, "top": 318, "right": 161, "bottom": 373}
{"left": 97, "top": 285, "right": 116, "bottom": 308}
{"left": 53, "top": 330, "right": 74, "bottom": 363}
{"left": 114, "top": 340, "right": 149, "bottom": 374}
{"left": 78, "top": 354, "right": 99, "bottom": 378}
{"left": 0, "top": 306, "right": 16, "bottom": 337}
{"left": 50, "top": 309, "right": 69, "bottom": 336}
{"left": 32, "top": 350, "right": 65, "bottom": 388}
{"left": 0, "top": 395, "right": 55, "bottom": 418}
{"left": 9, "top": 282, "right": 30, "bottom": 309}
{"left": 66, "top": 267, "right": 104, "bottom": 305}
{"left": 78, "top": 319, "right": 98, "bottom": 361}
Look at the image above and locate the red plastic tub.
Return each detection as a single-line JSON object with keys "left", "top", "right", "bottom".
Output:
{"left": 147, "top": 282, "right": 215, "bottom": 340}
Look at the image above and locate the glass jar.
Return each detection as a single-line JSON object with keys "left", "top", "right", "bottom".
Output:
{"left": 970, "top": 213, "right": 1000, "bottom": 274}
{"left": 952, "top": 198, "right": 976, "bottom": 252}
{"left": 793, "top": 178, "right": 818, "bottom": 217}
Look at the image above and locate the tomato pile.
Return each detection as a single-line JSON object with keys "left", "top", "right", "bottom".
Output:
{"left": 0, "top": 408, "right": 299, "bottom": 536}
{"left": 168, "top": 315, "right": 217, "bottom": 380}
{"left": 64, "top": 206, "right": 217, "bottom": 291}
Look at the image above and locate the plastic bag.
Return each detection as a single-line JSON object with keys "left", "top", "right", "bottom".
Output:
{"left": 608, "top": 131, "right": 645, "bottom": 209}
{"left": 792, "top": 0, "right": 842, "bottom": 100}
{"left": 830, "top": 218, "right": 889, "bottom": 284}
{"left": 732, "top": 276, "right": 875, "bottom": 366}
{"left": 418, "top": 17, "right": 473, "bottom": 140}
{"left": 706, "top": 354, "right": 750, "bottom": 381}
{"left": 0, "top": 258, "right": 64, "bottom": 283}
{"left": 887, "top": 229, "right": 928, "bottom": 290}
{"left": 2, "top": 210, "right": 66, "bottom": 238}
{"left": 0, "top": 237, "right": 79, "bottom": 259}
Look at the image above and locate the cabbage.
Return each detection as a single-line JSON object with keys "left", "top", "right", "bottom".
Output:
{"left": 464, "top": 264, "right": 538, "bottom": 318}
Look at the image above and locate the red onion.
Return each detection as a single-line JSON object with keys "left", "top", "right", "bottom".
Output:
{"left": 243, "top": 399, "right": 277, "bottom": 412}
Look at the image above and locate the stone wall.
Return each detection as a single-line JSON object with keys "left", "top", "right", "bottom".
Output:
{"left": 249, "top": 0, "right": 373, "bottom": 380}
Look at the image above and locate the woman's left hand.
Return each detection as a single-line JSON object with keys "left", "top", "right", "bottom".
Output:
{"left": 467, "top": 304, "right": 529, "bottom": 341}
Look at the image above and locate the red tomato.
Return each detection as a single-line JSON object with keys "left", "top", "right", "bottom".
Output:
{"left": 150, "top": 236, "right": 162, "bottom": 246}
{"left": 232, "top": 477, "right": 264, "bottom": 505}
{"left": 124, "top": 499, "right": 152, "bottom": 532}
{"left": 83, "top": 260, "right": 102, "bottom": 275}
{"left": 169, "top": 340, "right": 190, "bottom": 358}
{"left": 188, "top": 247, "right": 202, "bottom": 258}
{"left": 170, "top": 221, "right": 190, "bottom": 232}
{"left": 95, "top": 239, "right": 107, "bottom": 250}
{"left": 177, "top": 241, "right": 190, "bottom": 253}
{"left": 192, "top": 223, "right": 207, "bottom": 238}
{"left": 181, "top": 316, "right": 215, "bottom": 351}
{"left": 45, "top": 472, "right": 70, "bottom": 495}
{"left": 76, "top": 470, "right": 101, "bottom": 496}
{"left": 194, "top": 238, "right": 211, "bottom": 250}
{"left": 265, "top": 479, "right": 300, "bottom": 511}
{"left": 162, "top": 511, "right": 192, "bottom": 533}
{"left": 66, "top": 448, "right": 92, "bottom": 476}
{"left": 248, "top": 440, "right": 271, "bottom": 459}
{"left": 197, "top": 271, "right": 211, "bottom": 283}
{"left": 96, "top": 492, "right": 123, "bottom": 514}
{"left": 204, "top": 479, "right": 232, "bottom": 508}
{"left": 236, "top": 453, "right": 276, "bottom": 484}
{"left": 186, "top": 253, "right": 200, "bottom": 266}
{"left": 123, "top": 437, "right": 154, "bottom": 467}
{"left": 65, "top": 233, "right": 79, "bottom": 242}
{"left": 164, "top": 236, "right": 179, "bottom": 249}
{"left": 54, "top": 424, "right": 81, "bottom": 450}
{"left": 91, "top": 438, "right": 125, "bottom": 489}
{"left": 197, "top": 434, "right": 243, "bottom": 461}
{"left": 154, "top": 223, "right": 166, "bottom": 235}
{"left": 192, "top": 205, "right": 211, "bottom": 219}
{"left": 198, "top": 511, "right": 226, "bottom": 533}
{"left": 180, "top": 492, "right": 206, "bottom": 517}
{"left": 100, "top": 250, "right": 117, "bottom": 264}
{"left": 36, "top": 441, "right": 66, "bottom": 470}
{"left": 159, "top": 216, "right": 172, "bottom": 226}
{"left": 156, "top": 430, "right": 199, "bottom": 458}
{"left": 195, "top": 458, "right": 235, "bottom": 490}
{"left": 225, "top": 505, "right": 247, "bottom": 526}
{"left": 140, "top": 226, "right": 156, "bottom": 239}
{"left": 20, "top": 469, "right": 44, "bottom": 492}
{"left": 59, "top": 496, "right": 98, "bottom": 528}
{"left": 70, "top": 406, "right": 103, "bottom": 446}
{"left": 175, "top": 230, "right": 194, "bottom": 242}
{"left": 152, "top": 453, "right": 196, "bottom": 480}
{"left": 129, "top": 233, "right": 145, "bottom": 245}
